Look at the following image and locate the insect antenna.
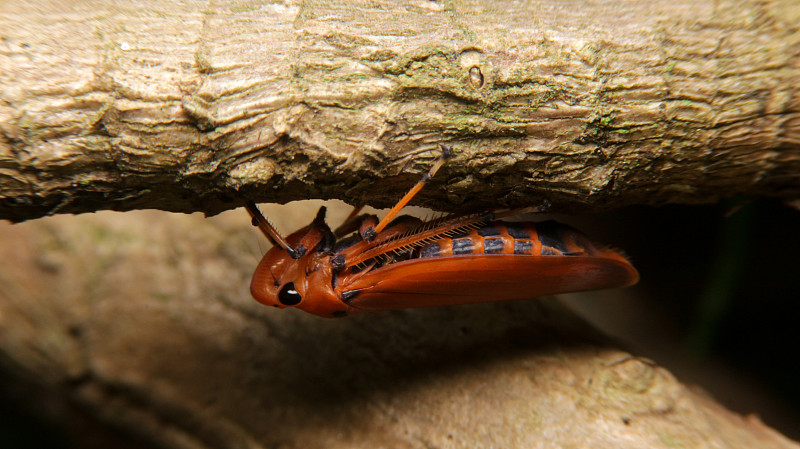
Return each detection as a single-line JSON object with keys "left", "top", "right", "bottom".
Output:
{"left": 372, "top": 143, "right": 453, "bottom": 236}
{"left": 245, "top": 201, "right": 303, "bottom": 259}
{"left": 265, "top": 265, "right": 281, "bottom": 287}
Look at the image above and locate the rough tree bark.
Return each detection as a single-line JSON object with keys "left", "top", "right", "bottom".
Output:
{"left": 2, "top": 1, "right": 800, "bottom": 448}
{"left": 1, "top": 0, "right": 799, "bottom": 222}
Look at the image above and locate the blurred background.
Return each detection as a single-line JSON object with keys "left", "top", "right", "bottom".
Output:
{"left": 563, "top": 199, "right": 800, "bottom": 440}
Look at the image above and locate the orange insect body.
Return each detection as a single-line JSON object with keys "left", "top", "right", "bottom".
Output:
{"left": 246, "top": 146, "right": 638, "bottom": 318}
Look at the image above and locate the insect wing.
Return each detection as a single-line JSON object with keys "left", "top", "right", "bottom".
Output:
{"left": 340, "top": 255, "right": 638, "bottom": 311}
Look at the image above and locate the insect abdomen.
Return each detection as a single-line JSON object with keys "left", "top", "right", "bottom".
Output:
{"left": 418, "top": 220, "right": 602, "bottom": 258}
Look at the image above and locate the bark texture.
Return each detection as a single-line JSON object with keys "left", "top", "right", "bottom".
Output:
{"left": 1, "top": 206, "right": 798, "bottom": 449}
{"left": 1, "top": 0, "right": 800, "bottom": 222}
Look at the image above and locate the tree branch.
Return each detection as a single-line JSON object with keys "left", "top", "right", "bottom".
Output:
{"left": 1, "top": 0, "right": 799, "bottom": 222}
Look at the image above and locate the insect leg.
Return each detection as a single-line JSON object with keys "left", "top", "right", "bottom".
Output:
{"left": 245, "top": 201, "right": 304, "bottom": 259}
{"left": 343, "top": 206, "right": 365, "bottom": 223}
{"left": 333, "top": 206, "right": 366, "bottom": 237}
{"left": 491, "top": 200, "right": 553, "bottom": 220}
{"left": 332, "top": 213, "right": 380, "bottom": 240}
{"left": 369, "top": 144, "right": 453, "bottom": 239}
{"left": 358, "top": 216, "right": 380, "bottom": 240}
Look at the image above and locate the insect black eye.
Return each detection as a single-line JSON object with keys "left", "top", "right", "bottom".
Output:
{"left": 278, "top": 282, "right": 302, "bottom": 306}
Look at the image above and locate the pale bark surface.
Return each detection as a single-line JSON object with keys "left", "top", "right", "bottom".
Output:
{"left": 1, "top": 0, "right": 799, "bottom": 222}
{"left": 1, "top": 207, "right": 798, "bottom": 449}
